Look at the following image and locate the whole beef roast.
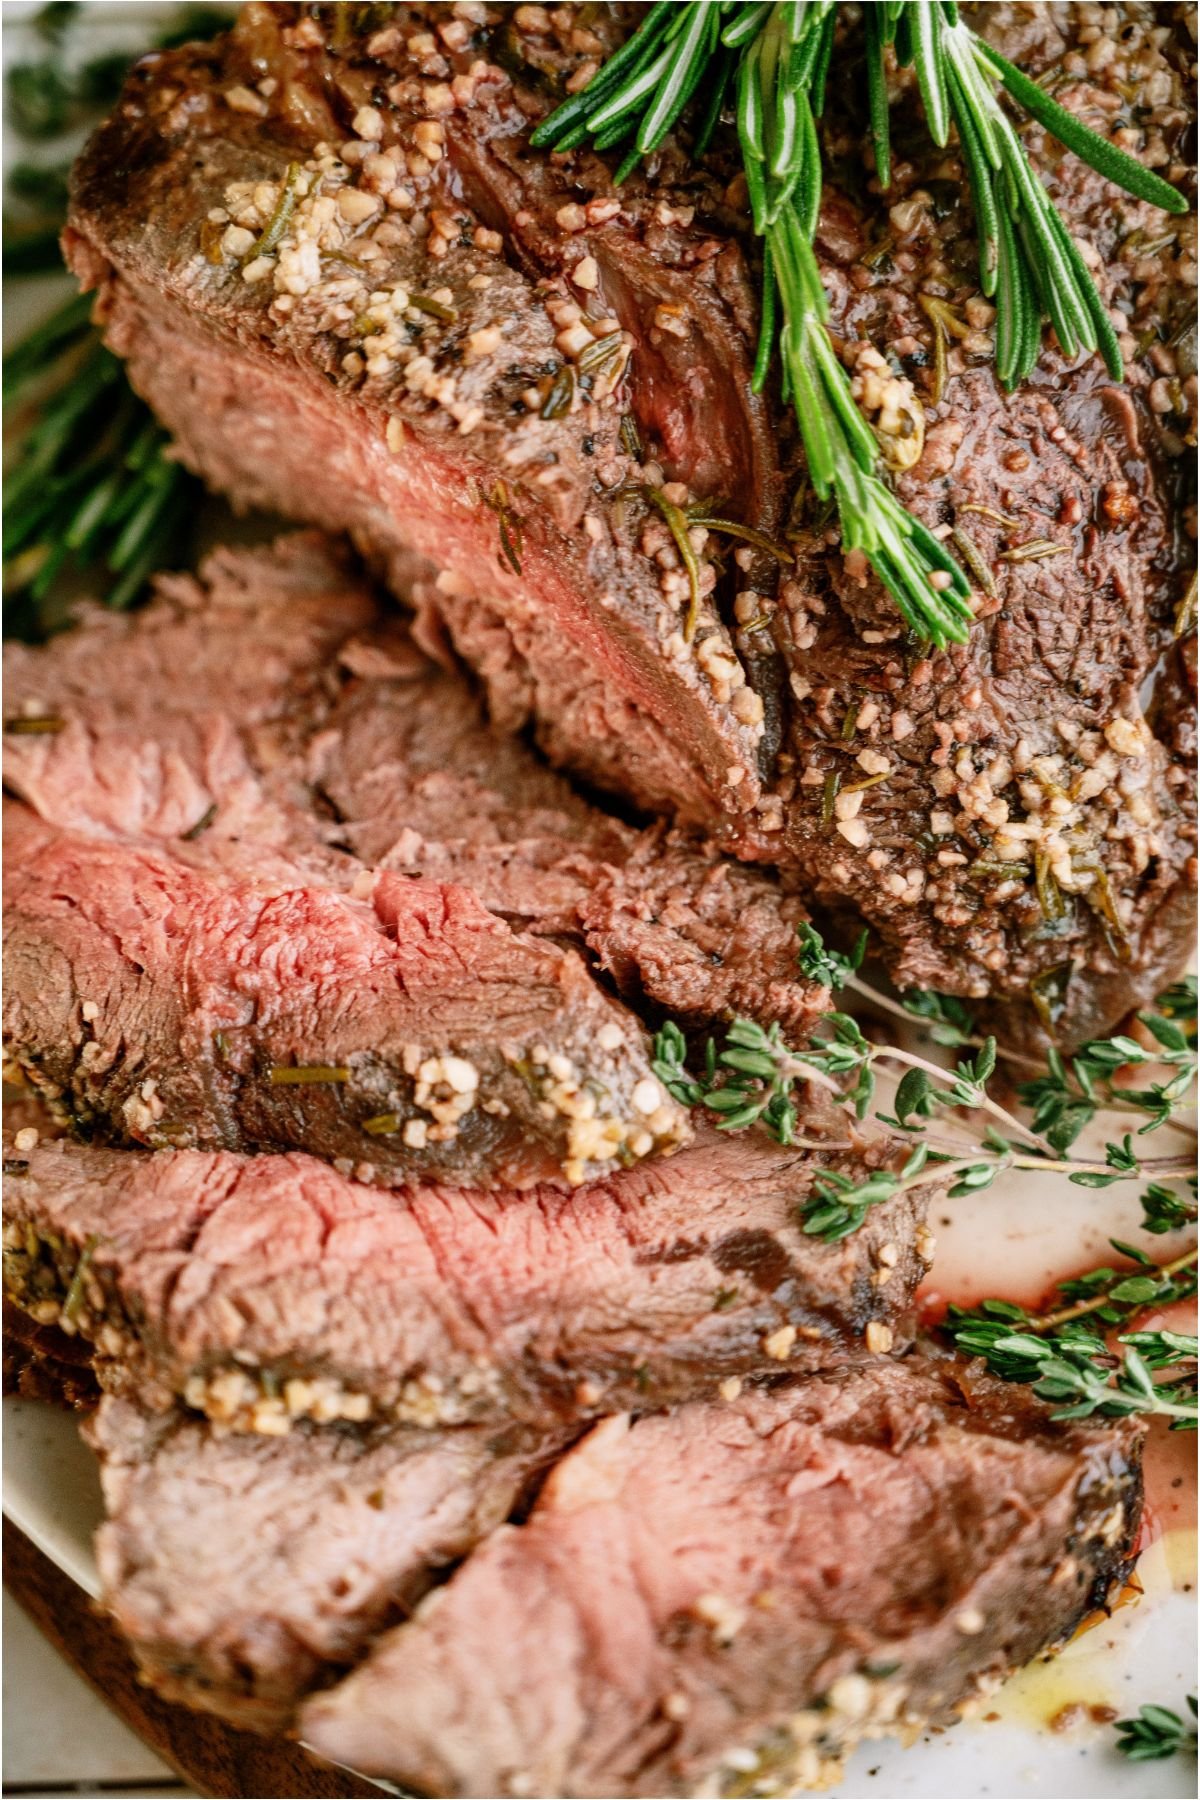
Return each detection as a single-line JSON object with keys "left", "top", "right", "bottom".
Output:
{"left": 3, "top": 1127, "right": 935, "bottom": 1432}
{"left": 65, "top": 3, "right": 1196, "bottom": 1045}
{"left": 302, "top": 1352, "right": 1143, "bottom": 1799}
{"left": 3, "top": 532, "right": 827, "bottom": 1038}
{"left": 87, "top": 1394, "right": 561, "bottom": 1730}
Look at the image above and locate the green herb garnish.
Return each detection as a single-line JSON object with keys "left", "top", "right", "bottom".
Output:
{"left": 533, "top": 4, "right": 1188, "bottom": 644}
{"left": 867, "top": 3, "right": 1186, "bottom": 389}
{"left": 533, "top": 2, "right": 973, "bottom": 649}
{"left": 1113, "top": 1698, "right": 1198, "bottom": 1761}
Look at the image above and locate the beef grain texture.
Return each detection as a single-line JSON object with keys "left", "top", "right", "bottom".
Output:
{"left": 66, "top": 3, "right": 1196, "bottom": 1044}
{"left": 3, "top": 1128, "right": 934, "bottom": 1432}
{"left": 87, "top": 1394, "right": 561, "bottom": 1730}
{"left": 302, "top": 1353, "right": 1143, "bottom": 1799}
{"left": 3, "top": 531, "right": 827, "bottom": 1038}
{"left": 4, "top": 800, "right": 689, "bottom": 1189}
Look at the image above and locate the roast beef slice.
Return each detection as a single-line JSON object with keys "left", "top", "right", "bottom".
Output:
{"left": 302, "top": 1352, "right": 1143, "bottom": 1798}
{"left": 87, "top": 1394, "right": 561, "bottom": 1730}
{"left": 5, "top": 533, "right": 827, "bottom": 1038}
{"left": 4, "top": 800, "right": 687, "bottom": 1189}
{"left": 3, "top": 1125, "right": 934, "bottom": 1431}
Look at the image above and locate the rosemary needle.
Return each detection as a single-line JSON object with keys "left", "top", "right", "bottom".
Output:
{"left": 536, "top": 1, "right": 1190, "bottom": 645}
{"left": 535, "top": 2, "right": 973, "bottom": 648}
{"left": 868, "top": 2, "right": 1187, "bottom": 389}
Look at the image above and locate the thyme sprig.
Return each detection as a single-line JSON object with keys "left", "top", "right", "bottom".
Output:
{"left": 962, "top": 1325, "right": 1196, "bottom": 1426}
{"left": 652, "top": 1016, "right": 838, "bottom": 1148}
{"left": 652, "top": 1006, "right": 1195, "bottom": 1242}
{"left": 1018, "top": 983, "right": 1198, "bottom": 1154}
{"left": 946, "top": 1243, "right": 1198, "bottom": 1426}
{"left": 867, "top": 3, "right": 1186, "bottom": 389}
{"left": 1140, "top": 1180, "right": 1199, "bottom": 1236}
{"left": 1113, "top": 1698, "right": 1198, "bottom": 1761}
{"left": 653, "top": 930, "right": 1197, "bottom": 1244}
{"left": 533, "top": 1, "right": 974, "bottom": 650}
{"left": 796, "top": 921, "right": 867, "bottom": 990}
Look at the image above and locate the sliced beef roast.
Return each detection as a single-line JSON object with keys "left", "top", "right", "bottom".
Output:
{"left": 3, "top": 1128, "right": 935, "bottom": 1432}
{"left": 4, "top": 533, "right": 826, "bottom": 1037}
{"left": 65, "top": 4, "right": 1195, "bottom": 1043}
{"left": 302, "top": 1352, "right": 1143, "bottom": 1799}
{"left": 2, "top": 533, "right": 373, "bottom": 845}
{"left": 4, "top": 801, "right": 687, "bottom": 1188}
{"left": 2, "top": 1298, "right": 99, "bottom": 1411}
{"left": 86, "top": 1394, "right": 561, "bottom": 1730}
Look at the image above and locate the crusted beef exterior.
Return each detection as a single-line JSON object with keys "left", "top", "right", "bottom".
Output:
{"left": 86, "top": 1394, "right": 562, "bottom": 1730}
{"left": 2, "top": 1129, "right": 935, "bottom": 1433}
{"left": 3, "top": 533, "right": 826, "bottom": 1037}
{"left": 302, "top": 1351, "right": 1144, "bottom": 1799}
{"left": 4, "top": 799, "right": 689, "bottom": 1188}
{"left": 65, "top": 3, "right": 1196, "bottom": 1045}
{"left": 2, "top": 1298, "right": 99, "bottom": 1410}
{"left": 1, "top": 1096, "right": 90, "bottom": 1405}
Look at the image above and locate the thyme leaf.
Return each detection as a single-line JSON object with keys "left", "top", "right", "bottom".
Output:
{"left": 796, "top": 921, "right": 868, "bottom": 991}
{"left": 1113, "top": 1698, "right": 1198, "bottom": 1761}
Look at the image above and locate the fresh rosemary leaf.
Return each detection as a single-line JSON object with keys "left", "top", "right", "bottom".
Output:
{"left": 979, "top": 43, "right": 1189, "bottom": 215}
{"left": 4, "top": 5, "right": 232, "bottom": 629}
{"left": 534, "top": 2, "right": 973, "bottom": 649}
{"left": 869, "top": 4, "right": 1187, "bottom": 388}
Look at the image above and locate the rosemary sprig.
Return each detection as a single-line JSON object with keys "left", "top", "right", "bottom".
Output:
{"left": 868, "top": 3, "right": 1188, "bottom": 388}
{"left": 533, "top": 1, "right": 974, "bottom": 650}
{"left": 4, "top": 298, "right": 198, "bottom": 630}
{"left": 4, "top": 4, "right": 225, "bottom": 628}
{"left": 1113, "top": 1698, "right": 1198, "bottom": 1761}
{"left": 533, "top": 2, "right": 1188, "bottom": 639}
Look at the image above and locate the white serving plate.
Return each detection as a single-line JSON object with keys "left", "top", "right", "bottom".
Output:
{"left": 2, "top": 4, "right": 1195, "bottom": 1795}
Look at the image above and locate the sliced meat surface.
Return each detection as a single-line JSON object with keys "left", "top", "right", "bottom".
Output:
{"left": 3, "top": 1128, "right": 934, "bottom": 1433}
{"left": 5, "top": 534, "right": 826, "bottom": 1038}
{"left": 4, "top": 803, "right": 686, "bottom": 1189}
{"left": 3, "top": 533, "right": 373, "bottom": 845}
{"left": 65, "top": 4, "right": 1195, "bottom": 1043}
{"left": 66, "top": 8, "right": 769, "bottom": 830}
{"left": 87, "top": 1394, "right": 560, "bottom": 1730}
{"left": 302, "top": 1352, "right": 1143, "bottom": 1799}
